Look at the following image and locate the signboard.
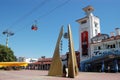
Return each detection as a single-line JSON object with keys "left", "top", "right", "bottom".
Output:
{"left": 81, "top": 31, "right": 88, "bottom": 56}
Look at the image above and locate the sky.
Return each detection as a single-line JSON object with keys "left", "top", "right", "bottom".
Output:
{"left": 0, "top": 0, "right": 120, "bottom": 59}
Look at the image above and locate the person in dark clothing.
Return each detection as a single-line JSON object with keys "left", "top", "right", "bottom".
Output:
{"left": 63, "top": 65, "right": 67, "bottom": 77}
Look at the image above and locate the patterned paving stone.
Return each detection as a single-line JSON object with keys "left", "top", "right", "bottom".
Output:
{"left": 0, "top": 70, "right": 120, "bottom": 80}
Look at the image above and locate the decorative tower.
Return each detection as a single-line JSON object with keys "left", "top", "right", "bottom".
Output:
{"left": 76, "top": 6, "right": 101, "bottom": 61}
{"left": 48, "top": 26, "right": 63, "bottom": 76}
{"left": 48, "top": 25, "right": 78, "bottom": 78}
{"left": 68, "top": 24, "right": 79, "bottom": 78}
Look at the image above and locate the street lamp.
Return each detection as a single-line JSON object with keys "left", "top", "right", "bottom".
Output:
{"left": 2, "top": 30, "right": 14, "bottom": 47}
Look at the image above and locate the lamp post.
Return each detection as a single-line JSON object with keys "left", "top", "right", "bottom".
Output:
{"left": 2, "top": 30, "right": 14, "bottom": 47}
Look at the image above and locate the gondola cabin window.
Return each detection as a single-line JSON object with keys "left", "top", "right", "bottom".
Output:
{"left": 31, "top": 25, "right": 38, "bottom": 31}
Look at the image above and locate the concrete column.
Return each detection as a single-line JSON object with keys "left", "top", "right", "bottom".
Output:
{"left": 41, "top": 65, "right": 43, "bottom": 70}
{"left": 39, "top": 65, "right": 40, "bottom": 70}
{"left": 114, "top": 59, "right": 118, "bottom": 72}
{"left": 80, "top": 63, "right": 85, "bottom": 72}
{"left": 46, "top": 64, "right": 48, "bottom": 70}
{"left": 38, "top": 64, "right": 40, "bottom": 70}
{"left": 39, "top": 65, "right": 41, "bottom": 70}
{"left": 40, "top": 65, "right": 42, "bottom": 70}
{"left": 48, "top": 64, "right": 50, "bottom": 70}
{"left": 101, "top": 61, "right": 105, "bottom": 72}
{"left": 36, "top": 65, "right": 38, "bottom": 70}
{"left": 44, "top": 64, "right": 46, "bottom": 70}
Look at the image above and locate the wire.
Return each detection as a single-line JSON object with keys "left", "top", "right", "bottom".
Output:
{"left": 37, "top": 0, "right": 71, "bottom": 19}
{"left": 0, "top": 0, "right": 50, "bottom": 44}
{"left": 14, "top": 0, "right": 71, "bottom": 34}
{"left": 1, "top": 0, "right": 71, "bottom": 38}
{"left": 5, "top": 0, "right": 50, "bottom": 30}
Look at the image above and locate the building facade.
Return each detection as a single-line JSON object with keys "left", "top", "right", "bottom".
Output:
{"left": 26, "top": 51, "right": 80, "bottom": 71}
{"left": 76, "top": 6, "right": 120, "bottom": 72}
{"left": 26, "top": 56, "right": 52, "bottom": 70}
{"left": 76, "top": 6, "right": 100, "bottom": 62}
{"left": 17, "top": 57, "right": 38, "bottom": 63}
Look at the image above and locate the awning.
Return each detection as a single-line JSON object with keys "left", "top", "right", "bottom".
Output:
{"left": 0, "top": 62, "right": 28, "bottom": 67}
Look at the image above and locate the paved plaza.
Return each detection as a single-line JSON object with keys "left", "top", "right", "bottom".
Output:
{"left": 0, "top": 70, "right": 120, "bottom": 80}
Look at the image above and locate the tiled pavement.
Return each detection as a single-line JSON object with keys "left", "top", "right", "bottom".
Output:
{"left": 0, "top": 70, "right": 120, "bottom": 80}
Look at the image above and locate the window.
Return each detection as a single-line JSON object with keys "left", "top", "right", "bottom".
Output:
{"left": 110, "top": 45, "right": 112, "bottom": 48}
{"left": 94, "top": 46, "right": 97, "bottom": 50}
{"left": 119, "top": 42, "right": 120, "bottom": 48}
{"left": 98, "top": 46, "right": 101, "bottom": 50}
{"left": 113, "top": 44, "right": 115, "bottom": 48}
{"left": 107, "top": 45, "right": 110, "bottom": 49}
{"left": 94, "top": 22, "right": 98, "bottom": 27}
{"left": 95, "top": 29, "right": 97, "bottom": 35}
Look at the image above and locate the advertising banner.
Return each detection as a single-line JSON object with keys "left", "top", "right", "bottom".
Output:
{"left": 81, "top": 31, "right": 88, "bottom": 56}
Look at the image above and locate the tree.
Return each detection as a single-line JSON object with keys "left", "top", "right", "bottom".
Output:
{"left": 0, "top": 44, "right": 17, "bottom": 62}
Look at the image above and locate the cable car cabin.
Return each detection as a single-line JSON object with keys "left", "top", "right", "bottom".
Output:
{"left": 31, "top": 25, "right": 38, "bottom": 31}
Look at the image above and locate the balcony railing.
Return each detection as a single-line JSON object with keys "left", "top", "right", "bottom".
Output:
{"left": 81, "top": 48, "right": 120, "bottom": 64}
{"left": 92, "top": 48, "right": 120, "bottom": 57}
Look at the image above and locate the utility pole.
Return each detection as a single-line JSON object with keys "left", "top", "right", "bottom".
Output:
{"left": 2, "top": 30, "right": 14, "bottom": 47}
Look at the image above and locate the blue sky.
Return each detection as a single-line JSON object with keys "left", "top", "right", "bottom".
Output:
{"left": 0, "top": 0, "right": 120, "bottom": 58}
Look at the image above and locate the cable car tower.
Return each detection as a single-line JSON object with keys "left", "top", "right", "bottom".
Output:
{"left": 2, "top": 30, "right": 14, "bottom": 47}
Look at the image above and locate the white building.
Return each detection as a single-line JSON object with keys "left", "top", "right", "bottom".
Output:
{"left": 17, "top": 57, "right": 38, "bottom": 63}
{"left": 76, "top": 6, "right": 120, "bottom": 72}
{"left": 76, "top": 5, "right": 101, "bottom": 61}
{"left": 17, "top": 57, "right": 26, "bottom": 62}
